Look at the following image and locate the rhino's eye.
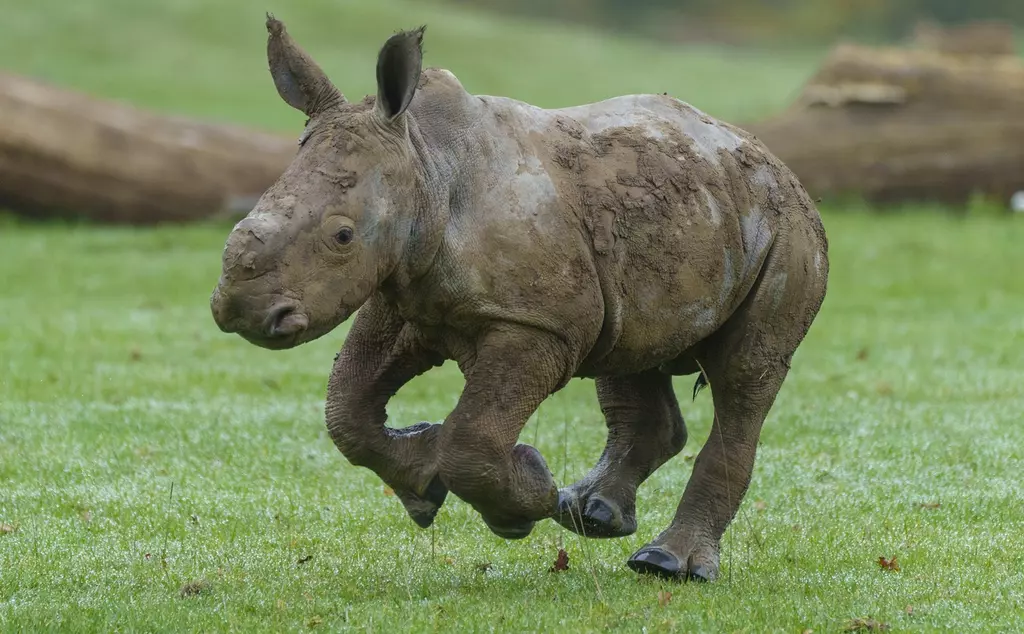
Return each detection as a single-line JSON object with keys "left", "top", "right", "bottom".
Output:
{"left": 335, "top": 227, "right": 354, "bottom": 245}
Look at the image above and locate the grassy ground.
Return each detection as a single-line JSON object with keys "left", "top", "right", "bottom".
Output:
{"left": 0, "top": 0, "right": 818, "bottom": 127}
{"left": 2, "top": 0, "right": 1024, "bottom": 632}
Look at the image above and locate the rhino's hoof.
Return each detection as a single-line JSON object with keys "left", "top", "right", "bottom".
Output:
{"left": 555, "top": 491, "right": 636, "bottom": 538}
{"left": 627, "top": 546, "right": 683, "bottom": 580}
{"left": 396, "top": 475, "right": 448, "bottom": 529}
{"left": 627, "top": 546, "right": 717, "bottom": 582}
{"left": 484, "top": 518, "right": 536, "bottom": 540}
{"left": 688, "top": 564, "right": 715, "bottom": 583}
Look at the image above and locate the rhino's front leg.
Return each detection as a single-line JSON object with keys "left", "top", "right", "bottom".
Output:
{"left": 555, "top": 369, "right": 688, "bottom": 537}
{"left": 325, "top": 295, "right": 447, "bottom": 528}
{"left": 437, "top": 326, "right": 573, "bottom": 539}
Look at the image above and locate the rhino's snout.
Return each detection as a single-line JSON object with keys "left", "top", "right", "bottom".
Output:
{"left": 210, "top": 284, "right": 235, "bottom": 334}
{"left": 210, "top": 283, "right": 309, "bottom": 348}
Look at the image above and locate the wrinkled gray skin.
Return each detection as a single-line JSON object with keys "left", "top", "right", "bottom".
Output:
{"left": 210, "top": 15, "right": 829, "bottom": 582}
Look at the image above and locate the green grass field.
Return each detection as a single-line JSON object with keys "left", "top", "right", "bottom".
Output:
{"left": 2, "top": 0, "right": 1024, "bottom": 632}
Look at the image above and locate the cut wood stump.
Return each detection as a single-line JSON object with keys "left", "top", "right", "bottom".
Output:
{"left": 745, "top": 39, "right": 1024, "bottom": 206}
{"left": 0, "top": 71, "right": 296, "bottom": 224}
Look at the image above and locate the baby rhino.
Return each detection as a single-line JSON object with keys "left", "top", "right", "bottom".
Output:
{"left": 211, "top": 15, "right": 829, "bottom": 582}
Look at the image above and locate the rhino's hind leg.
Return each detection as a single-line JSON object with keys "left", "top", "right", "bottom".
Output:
{"left": 555, "top": 369, "right": 687, "bottom": 538}
{"left": 626, "top": 365, "right": 788, "bottom": 581}
{"left": 628, "top": 224, "right": 828, "bottom": 581}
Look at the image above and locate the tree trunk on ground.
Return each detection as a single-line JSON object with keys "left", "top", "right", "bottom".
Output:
{"left": 745, "top": 40, "right": 1024, "bottom": 206}
{"left": 908, "top": 19, "right": 1018, "bottom": 58}
{"left": 3, "top": 29, "right": 1024, "bottom": 223}
{"left": 0, "top": 71, "right": 296, "bottom": 224}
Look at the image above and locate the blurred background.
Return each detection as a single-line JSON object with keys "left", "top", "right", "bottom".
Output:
{"left": 0, "top": 0, "right": 1021, "bottom": 225}
{"left": 452, "top": 0, "right": 1024, "bottom": 46}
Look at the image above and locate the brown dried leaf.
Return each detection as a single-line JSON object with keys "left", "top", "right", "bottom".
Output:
{"left": 877, "top": 556, "right": 901, "bottom": 572}
{"left": 753, "top": 499, "right": 768, "bottom": 512}
{"left": 382, "top": 486, "right": 395, "bottom": 497}
{"left": 875, "top": 382, "right": 893, "bottom": 396}
{"left": 307, "top": 615, "right": 323, "bottom": 629}
{"left": 549, "top": 548, "right": 569, "bottom": 572}
{"left": 844, "top": 617, "right": 889, "bottom": 632}
{"left": 904, "top": 605, "right": 914, "bottom": 616}
{"left": 80, "top": 510, "right": 92, "bottom": 523}
{"left": 856, "top": 347, "right": 869, "bottom": 361}
{"left": 129, "top": 347, "right": 142, "bottom": 361}
{"left": 918, "top": 502, "right": 941, "bottom": 510}
{"left": 179, "top": 579, "right": 211, "bottom": 598}
{"left": 802, "top": 629, "right": 814, "bottom": 634}
{"left": 0, "top": 523, "right": 16, "bottom": 535}
{"left": 657, "top": 590, "right": 672, "bottom": 607}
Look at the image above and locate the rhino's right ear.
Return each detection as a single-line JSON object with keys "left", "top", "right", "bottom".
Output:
{"left": 374, "top": 26, "right": 426, "bottom": 121}
{"left": 265, "top": 13, "right": 344, "bottom": 117}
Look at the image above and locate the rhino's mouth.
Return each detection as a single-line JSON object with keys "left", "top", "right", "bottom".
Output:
{"left": 239, "top": 329, "right": 306, "bottom": 351}
{"left": 238, "top": 306, "right": 352, "bottom": 351}
{"left": 262, "top": 303, "right": 309, "bottom": 338}
{"left": 231, "top": 303, "right": 308, "bottom": 350}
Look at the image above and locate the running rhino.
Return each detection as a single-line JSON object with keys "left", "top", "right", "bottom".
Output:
{"left": 210, "top": 15, "right": 829, "bottom": 582}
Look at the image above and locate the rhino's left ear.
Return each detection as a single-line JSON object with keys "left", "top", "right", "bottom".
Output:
{"left": 375, "top": 26, "right": 426, "bottom": 121}
{"left": 266, "top": 13, "right": 344, "bottom": 117}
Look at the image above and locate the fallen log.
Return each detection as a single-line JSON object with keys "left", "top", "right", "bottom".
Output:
{"left": 745, "top": 41, "right": 1024, "bottom": 206}
{"left": 0, "top": 71, "right": 296, "bottom": 224}
{"left": 909, "top": 19, "right": 1018, "bottom": 58}
{"left": 3, "top": 33, "right": 1023, "bottom": 223}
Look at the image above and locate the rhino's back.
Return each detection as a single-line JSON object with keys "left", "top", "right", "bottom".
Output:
{"left": 554, "top": 94, "right": 746, "bottom": 163}
{"left": 525, "top": 94, "right": 808, "bottom": 373}
{"left": 464, "top": 90, "right": 816, "bottom": 373}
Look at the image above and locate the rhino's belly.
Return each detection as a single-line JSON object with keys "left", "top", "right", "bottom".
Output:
{"left": 574, "top": 178, "right": 775, "bottom": 377}
{"left": 580, "top": 225, "right": 745, "bottom": 375}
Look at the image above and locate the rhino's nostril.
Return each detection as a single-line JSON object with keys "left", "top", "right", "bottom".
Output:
{"left": 266, "top": 304, "right": 309, "bottom": 337}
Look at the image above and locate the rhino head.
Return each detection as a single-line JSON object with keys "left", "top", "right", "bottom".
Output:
{"left": 210, "top": 15, "right": 427, "bottom": 350}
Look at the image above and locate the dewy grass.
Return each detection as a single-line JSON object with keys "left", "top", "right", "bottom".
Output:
{"left": 3, "top": 194, "right": 1022, "bottom": 634}
{"left": 1, "top": 0, "right": 1024, "bottom": 631}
